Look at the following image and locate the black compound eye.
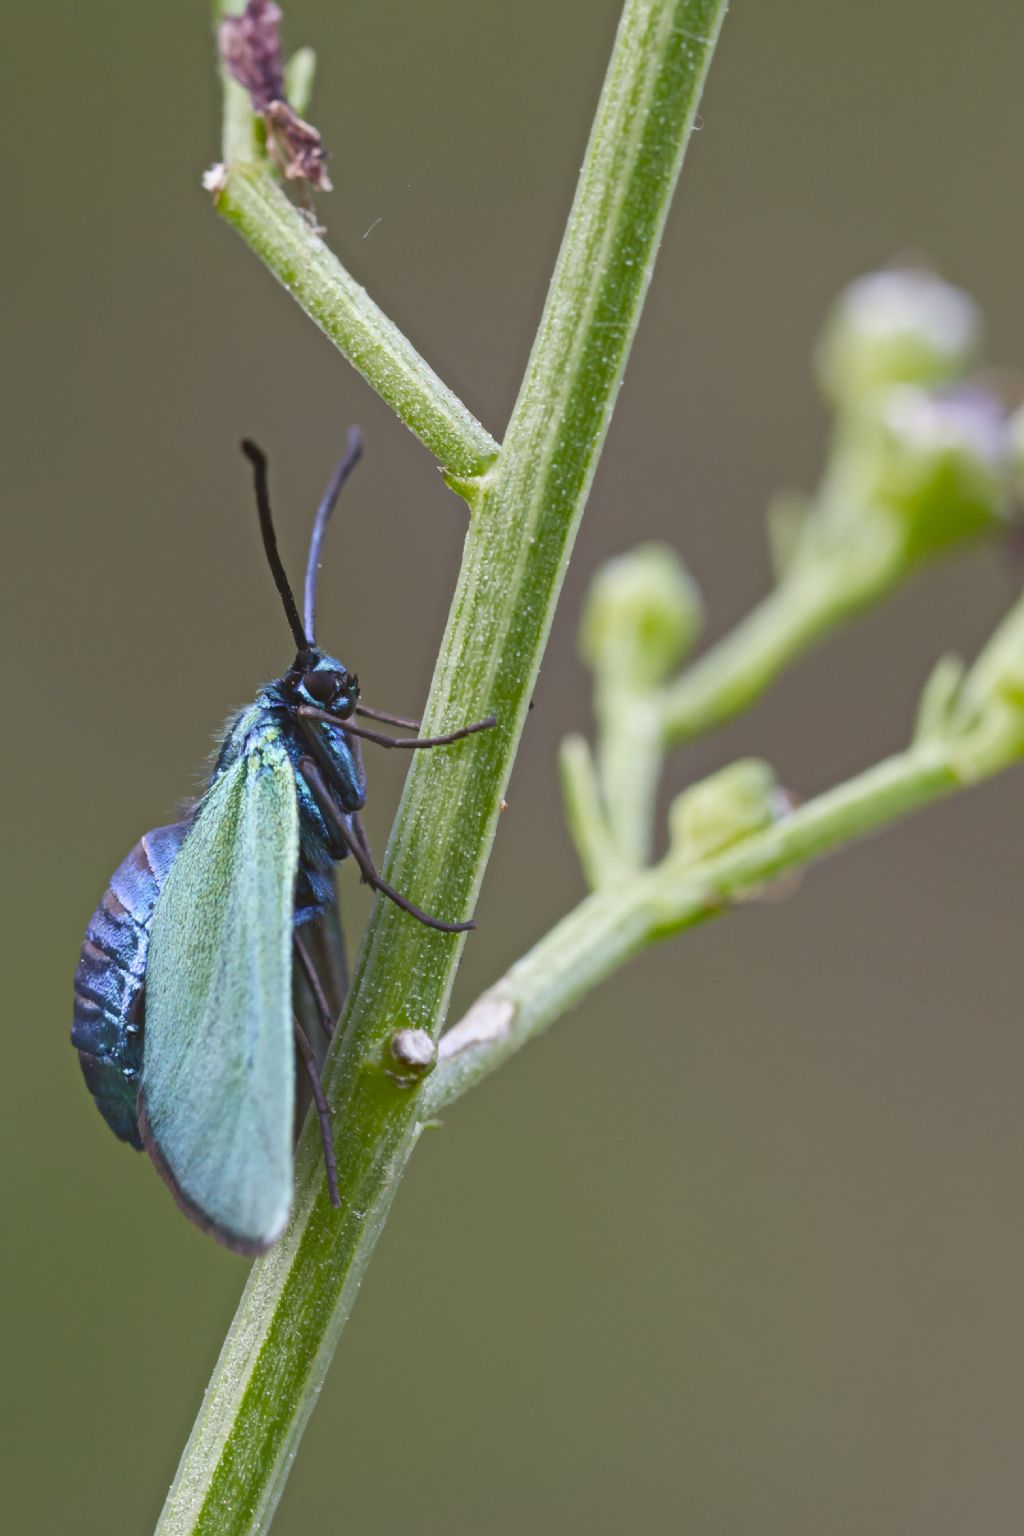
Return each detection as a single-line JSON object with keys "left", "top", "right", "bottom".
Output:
{"left": 303, "top": 669, "right": 342, "bottom": 705}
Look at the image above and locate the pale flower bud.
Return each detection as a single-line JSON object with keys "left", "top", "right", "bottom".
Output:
{"left": 817, "top": 269, "right": 981, "bottom": 407}
{"left": 869, "top": 385, "right": 1011, "bottom": 557}
{"left": 580, "top": 543, "right": 702, "bottom": 689}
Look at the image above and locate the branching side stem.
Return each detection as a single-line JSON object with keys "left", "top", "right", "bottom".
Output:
{"left": 658, "top": 560, "right": 895, "bottom": 744}
{"left": 424, "top": 738, "right": 977, "bottom": 1115}
{"left": 213, "top": 166, "right": 500, "bottom": 478}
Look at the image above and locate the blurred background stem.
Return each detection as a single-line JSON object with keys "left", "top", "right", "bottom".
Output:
{"left": 563, "top": 266, "right": 1016, "bottom": 881}
{"left": 657, "top": 561, "right": 892, "bottom": 744}
{"left": 429, "top": 587, "right": 1024, "bottom": 1115}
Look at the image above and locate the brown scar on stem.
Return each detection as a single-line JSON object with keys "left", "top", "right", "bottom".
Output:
{"left": 438, "top": 996, "right": 516, "bottom": 1061}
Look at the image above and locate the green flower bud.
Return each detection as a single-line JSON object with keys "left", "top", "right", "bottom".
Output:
{"left": 926, "top": 597, "right": 1024, "bottom": 780}
{"left": 669, "top": 758, "right": 785, "bottom": 864}
{"left": 817, "top": 269, "right": 981, "bottom": 408}
{"left": 961, "top": 596, "right": 1024, "bottom": 724}
{"left": 580, "top": 543, "right": 702, "bottom": 689}
{"left": 866, "top": 385, "right": 1012, "bottom": 558}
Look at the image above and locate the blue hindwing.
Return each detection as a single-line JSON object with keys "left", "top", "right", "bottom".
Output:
{"left": 72, "top": 821, "right": 190, "bottom": 1146}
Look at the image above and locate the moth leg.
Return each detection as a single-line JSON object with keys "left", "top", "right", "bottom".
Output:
{"left": 297, "top": 756, "right": 476, "bottom": 934}
{"left": 294, "top": 718, "right": 364, "bottom": 878}
{"left": 296, "top": 718, "right": 369, "bottom": 880}
{"left": 293, "top": 929, "right": 336, "bottom": 1038}
{"left": 355, "top": 703, "right": 422, "bottom": 729}
{"left": 349, "top": 811, "right": 376, "bottom": 875}
{"left": 298, "top": 714, "right": 365, "bottom": 813}
{"left": 346, "top": 733, "right": 371, "bottom": 877}
{"left": 292, "top": 1013, "right": 340, "bottom": 1207}
{"left": 301, "top": 704, "right": 497, "bottom": 751}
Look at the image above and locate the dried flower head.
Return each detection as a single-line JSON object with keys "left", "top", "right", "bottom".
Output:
{"left": 265, "top": 100, "right": 332, "bottom": 192}
{"left": 219, "top": 0, "right": 285, "bottom": 113}
{"left": 219, "top": 1, "right": 331, "bottom": 194}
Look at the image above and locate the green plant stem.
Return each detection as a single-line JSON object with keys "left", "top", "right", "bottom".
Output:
{"left": 212, "top": 166, "right": 499, "bottom": 477}
{"left": 158, "top": 5, "right": 728, "bottom": 1533}
{"left": 423, "top": 731, "right": 1010, "bottom": 1115}
{"left": 559, "top": 733, "right": 623, "bottom": 887}
{"left": 573, "top": 569, "right": 873, "bottom": 876}
{"left": 212, "top": 0, "right": 495, "bottom": 476}
{"left": 597, "top": 691, "right": 666, "bottom": 866}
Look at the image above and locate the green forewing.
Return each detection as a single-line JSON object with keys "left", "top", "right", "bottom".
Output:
{"left": 142, "top": 737, "right": 299, "bottom": 1252}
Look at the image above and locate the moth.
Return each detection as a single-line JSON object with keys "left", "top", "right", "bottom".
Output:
{"left": 72, "top": 430, "right": 493, "bottom": 1251}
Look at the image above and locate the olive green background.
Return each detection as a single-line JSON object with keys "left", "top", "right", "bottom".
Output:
{"left": 4, "top": 2, "right": 1024, "bottom": 1531}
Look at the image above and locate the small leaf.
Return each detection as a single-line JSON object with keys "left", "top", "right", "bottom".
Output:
{"left": 284, "top": 46, "right": 317, "bottom": 117}
{"left": 914, "top": 654, "right": 967, "bottom": 743}
{"left": 765, "top": 490, "right": 810, "bottom": 580}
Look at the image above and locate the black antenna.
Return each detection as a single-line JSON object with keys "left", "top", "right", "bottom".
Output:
{"left": 303, "top": 426, "right": 364, "bottom": 645}
{"left": 241, "top": 440, "right": 311, "bottom": 656}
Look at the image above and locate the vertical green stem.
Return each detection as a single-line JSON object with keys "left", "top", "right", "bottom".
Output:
{"left": 560, "top": 734, "right": 624, "bottom": 887}
{"left": 597, "top": 693, "right": 665, "bottom": 866}
{"left": 157, "top": 4, "right": 728, "bottom": 1531}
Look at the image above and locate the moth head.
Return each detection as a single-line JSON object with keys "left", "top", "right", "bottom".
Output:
{"left": 296, "top": 656, "right": 360, "bottom": 718}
